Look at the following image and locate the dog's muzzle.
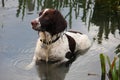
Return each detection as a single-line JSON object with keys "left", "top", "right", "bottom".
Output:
{"left": 31, "top": 20, "right": 47, "bottom": 32}
{"left": 31, "top": 18, "right": 46, "bottom": 31}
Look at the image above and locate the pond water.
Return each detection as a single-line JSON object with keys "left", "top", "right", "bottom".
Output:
{"left": 0, "top": 0, "right": 120, "bottom": 80}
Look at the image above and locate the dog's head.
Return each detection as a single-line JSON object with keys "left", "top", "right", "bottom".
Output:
{"left": 31, "top": 9, "right": 67, "bottom": 35}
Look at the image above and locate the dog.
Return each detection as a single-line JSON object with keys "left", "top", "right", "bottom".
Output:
{"left": 26, "top": 8, "right": 91, "bottom": 69}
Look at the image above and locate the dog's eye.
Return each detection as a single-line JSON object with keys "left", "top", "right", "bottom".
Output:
{"left": 44, "top": 12, "right": 48, "bottom": 16}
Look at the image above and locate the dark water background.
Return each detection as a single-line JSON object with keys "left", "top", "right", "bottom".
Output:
{"left": 0, "top": 0, "right": 120, "bottom": 80}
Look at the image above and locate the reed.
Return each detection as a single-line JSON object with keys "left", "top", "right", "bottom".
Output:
{"left": 99, "top": 53, "right": 120, "bottom": 80}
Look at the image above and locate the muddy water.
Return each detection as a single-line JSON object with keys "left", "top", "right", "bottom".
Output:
{"left": 0, "top": 0, "right": 120, "bottom": 80}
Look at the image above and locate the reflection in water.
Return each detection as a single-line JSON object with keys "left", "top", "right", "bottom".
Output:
{"left": 16, "top": 0, "right": 35, "bottom": 20}
{"left": 115, "top": 44, "right": 120, "bottom": 55}
{"left": 15, "top": 0, "right": 120, "bottom": 44}
{"left": 16, "top": 0, "right": 92, "bottom": 28}
{"left": 91, "top": 0, "right": 120, "bottom": 44}
{"left": 36, "top": 62, "right": 69, "bottom": 80}
{"left": 2, "top": 0, "right": 5, "bottom": 7}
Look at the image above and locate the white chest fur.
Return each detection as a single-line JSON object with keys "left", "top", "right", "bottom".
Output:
{"left": 35, "top": 34, "right": 70, "bottom": 62}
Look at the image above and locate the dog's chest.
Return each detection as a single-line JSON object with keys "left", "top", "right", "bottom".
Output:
{"left": 35, "top": 37, "right": 69, "bottom": 61}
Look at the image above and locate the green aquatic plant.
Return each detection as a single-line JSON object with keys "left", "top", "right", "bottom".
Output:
{"left": 99, "top": 53, "right": 120, "bottom": 80}
{"left": 100, "top": 54, "right": 106, "bottom": 80}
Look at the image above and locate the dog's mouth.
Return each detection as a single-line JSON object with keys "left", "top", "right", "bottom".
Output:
{"left": 32, "top": 25, "right": 46, "bottom": 32}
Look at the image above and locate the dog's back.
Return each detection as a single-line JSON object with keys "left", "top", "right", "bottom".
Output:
{"left": 65, "top": 31, "right": 91, "bottom": 53}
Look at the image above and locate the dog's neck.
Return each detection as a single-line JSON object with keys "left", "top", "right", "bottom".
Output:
{"left": 39, "top": 31, "right": 62, "bottom": 45}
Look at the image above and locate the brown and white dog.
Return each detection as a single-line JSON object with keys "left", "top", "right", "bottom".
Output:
{"left": 26, "top": 9, "right": 91, "bottom": 69}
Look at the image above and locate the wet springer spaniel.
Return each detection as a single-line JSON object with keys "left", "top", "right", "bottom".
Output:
{"left": 27, "top": 9, "right": 91, "bottom": 69}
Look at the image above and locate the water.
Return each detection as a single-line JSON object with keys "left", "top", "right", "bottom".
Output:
{"left": 0, "top": 0, "right": 120, "bottom": 80}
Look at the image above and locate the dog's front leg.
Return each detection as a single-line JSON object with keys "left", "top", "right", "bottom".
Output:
{"left": 25, "top": 55, "right": 38, "bottom": 70}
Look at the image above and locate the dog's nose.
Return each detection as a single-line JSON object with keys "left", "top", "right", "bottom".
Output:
{"left": 31, "top": 20, "right": 39, "bottom": 27}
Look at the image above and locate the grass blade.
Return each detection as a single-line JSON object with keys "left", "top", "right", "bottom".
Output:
{"left": 106, "top": 56, "right": 111, "bottom": 70}
{"left": 100, "top": 54, "right": 106, "bottom": 80}
{"left": 111, "top": 57, "right": 118, "bottom": 80}
{"left": 106, "top": 55, "right": 113, "bottom": 79}
{"left": 118, "top": 58, "right": 120, "bottom": 80}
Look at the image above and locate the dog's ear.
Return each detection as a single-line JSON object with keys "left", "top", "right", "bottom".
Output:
{"left": 53, "top": 10, "right": 67, "bottom": 34}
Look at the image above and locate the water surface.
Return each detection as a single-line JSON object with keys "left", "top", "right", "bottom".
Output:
{"left": 0, "top": 0, "right": 120, "bottom": 80}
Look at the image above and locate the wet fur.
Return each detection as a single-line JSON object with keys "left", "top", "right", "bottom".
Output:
{"left": 26, "top": 9, "right": 91, "bottom": 69}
